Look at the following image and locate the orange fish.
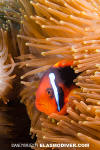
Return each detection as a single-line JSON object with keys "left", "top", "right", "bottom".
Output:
{"left": 35, "top": 60, "right": 79, "bottom": 115}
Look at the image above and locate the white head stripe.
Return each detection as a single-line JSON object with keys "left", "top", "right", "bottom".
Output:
{"left": 49, "top": 73, "right": 60, "bottom": 111}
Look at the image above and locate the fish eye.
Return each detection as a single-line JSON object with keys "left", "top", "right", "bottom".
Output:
{"left": 46, "top": 88, "right": 54, "bottom": 98}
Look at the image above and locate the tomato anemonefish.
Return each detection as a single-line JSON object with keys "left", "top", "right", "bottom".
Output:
{"left": 35, "top": 60, "right": 79, "bottom": 115}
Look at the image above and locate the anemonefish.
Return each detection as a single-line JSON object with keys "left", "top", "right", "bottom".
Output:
{"left": 35, "top": 60, "right": 79, "bottom": 115}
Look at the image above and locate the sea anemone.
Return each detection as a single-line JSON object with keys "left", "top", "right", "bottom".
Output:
{"left": 13, "top": 0, "right": 100, "bottom": 150}
{"left": 0, "top": 1, "right": 37, "bottom": 149}
{"left": 0, "top": 29, "right": 15, "bottom": 103}
{"left": 17, "top": 0, "right": 100, "bottom": 74}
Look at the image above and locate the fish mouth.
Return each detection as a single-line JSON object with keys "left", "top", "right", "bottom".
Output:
{"left": 36, "top": 102, "right": 47, "bottom": 107}
{"left": 36, "top": 103, "right": 45, "bottom": 106}
{"left": 36, "top": 102, "right": 58, "bottom": 115}
{"left": 36, "top": 102, "right": 49, "bottom": 112}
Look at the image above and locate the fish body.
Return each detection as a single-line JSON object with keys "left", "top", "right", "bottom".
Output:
{"left": 35, "top": 60, "right": 78, "bottom": 115}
